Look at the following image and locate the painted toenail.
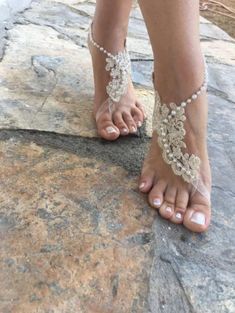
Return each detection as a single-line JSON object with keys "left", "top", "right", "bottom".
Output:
{"left": 165, "top": 207, "right": 172, "bottom": 213}
{"left": 139, "top": 182, "right": 145, "bottom": 189}
{"left": 175, "top": 212, "right": 182, "bottom": 220}
{"left": 121, "top": 128, "right": 128, "bottom": 133}
{"left": 131, "top": 126, "right": 137, "bottom": 132}
{"left": 153, "top": 198, "right": 161, "bottom": 207}
{"left": 190, "top": 212, "right": 206, "bottom": 225}
{"left": 137, "top": 121, "right": 142, "bottom": 127}
{"left": 106, "top": 126, "right": 117, "bottom": 134}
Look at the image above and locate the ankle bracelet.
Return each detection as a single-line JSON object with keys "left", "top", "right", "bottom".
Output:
{"left": 153, "top": 68, "right": 208, "bottom": 187}
{"left": 88, "top": 23, "right": 131, "bottom": 104}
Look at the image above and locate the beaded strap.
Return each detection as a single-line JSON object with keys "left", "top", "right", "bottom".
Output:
{"left": 153, "top": 70, "right": 208, "bottom": 186}
{"left": 88, "top": 23, "right": 131, "bottom": 107}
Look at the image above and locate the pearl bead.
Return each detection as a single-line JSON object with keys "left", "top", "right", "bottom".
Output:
{"left": 197, "top": 90, "right": 201, "bottom": 95}
{"left": 186, "top": 170, "right": 190, "bottom": 175}
{"left": 169, "top": 153, "right": 173, "bottom": 158}
{"left": 163, "top": 138, "right": 166, "bottom": 142}
{"left": 181, "top": 102, "right": 186, "bottom": 107}
{"left": 164, "top": 119, "right": 168, "bottom": 123}
{"left": 166, "top": 149, "right": 170, "bottom": 153}
{"left": 173, "top": 158, "right": 177, "bottom": 162}
{"left": 171, "top": 110, "right": 176, "bottom": 116}
{"left": 176, "top": 107, "right": 181, "bottom": 111}
{"left": 192, "top": 94, "right": 197, "bottom": 100}
{"left": 164, "top": 143, "right": 168, "bottom": 148}
{"left": 186, "top": 99, "right": 192, "bottom": 104}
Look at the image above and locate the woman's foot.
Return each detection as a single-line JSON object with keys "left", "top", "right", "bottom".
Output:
{"left": 139, "top": 61, "right": 212, "bottom": 233}
{"left": 88, "top": 26, "right": 145, "bottom": 141}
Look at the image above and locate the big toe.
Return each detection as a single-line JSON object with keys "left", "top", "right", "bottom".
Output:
{"left": 183, "top": 203, "right": 211, "bottom": 233}
{"left": 96, "top": 114, "right": 120, "bottom": 141}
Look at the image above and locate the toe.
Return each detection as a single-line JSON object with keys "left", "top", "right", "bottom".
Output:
{"left": 122, "top": 112, "right": 137, "bottom": 133}
{"left": 139, "top": 168, "right": 155, "bottom": 193}
{"left": 148, "top": 179, "right": 167, "bottom": 209}
{"left": 96, "top": 113, "right": 120, "bottom": 141}
{"left": 135, "top": 101, "right": 146, "bottom": 119}
{"left": 160, "top": 186, "right": 177, "bottom": 220}
{"left": 113, "top": 112, "right": 129, "bottom": 136}
{"left": 131, "top": 106, "right": 144, "bottom": 128}
{"left": 172, "top": 188, "right": 189, "bottom": 223}
{"left": 183, "top": 194, "right": 211, "bottom": 232}
{"left": 158, "top": 201, "right": 174, "bottom": 219}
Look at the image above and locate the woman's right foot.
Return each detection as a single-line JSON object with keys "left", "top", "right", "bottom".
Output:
{"left": 88, "top": 25, "right": 146, "bottom": 141}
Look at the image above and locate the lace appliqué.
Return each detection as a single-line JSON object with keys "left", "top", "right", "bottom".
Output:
{"left": 153, "top": 93, "right": 201, "bottom": 184}
{"left": 105, "top": 51, "right": 131, "bottom": 104}
{"left": 88, "top": 23, "right": 131, "bottom": 114}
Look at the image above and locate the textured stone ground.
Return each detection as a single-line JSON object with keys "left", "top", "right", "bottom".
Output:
{"left": 0, "top": 1, "right": 235, "bottom": 312}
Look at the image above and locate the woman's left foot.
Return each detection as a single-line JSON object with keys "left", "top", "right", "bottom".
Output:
{"left": 139, "top": 62, "right": 212, "bottom": 233}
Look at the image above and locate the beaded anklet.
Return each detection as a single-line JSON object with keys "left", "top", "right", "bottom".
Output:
{"left": 88, "top": 23, "right": 131, "bottom": 115}
{"left": 153, "top": 70, "right": 208, "bottom": 187}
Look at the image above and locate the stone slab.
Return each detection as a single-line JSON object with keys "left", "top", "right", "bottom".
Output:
{"left": 0, "top": 0, "right": 32, "bottom": 22}
{"left": 0, "top": 0, "right": 155, "bottom": 138}
{"left": 2, "top": 0, "right": 235, "bottom": 140}
{"left": 0, "top": 132, "right": 155, "bottom": 313}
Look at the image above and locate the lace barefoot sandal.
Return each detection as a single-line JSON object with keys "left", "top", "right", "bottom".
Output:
{"left": 88, "top": 23, "right": 132, "bottom": 125}
{"left": 152, "top": 66, "right": 211, "bottom": 202}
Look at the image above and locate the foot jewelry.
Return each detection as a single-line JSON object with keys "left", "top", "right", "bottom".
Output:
{"left": 88, "top": 23, "right": 131, "bottom": 118}
{"left": 153, "top": 68, "right": 209, "bottom": 199}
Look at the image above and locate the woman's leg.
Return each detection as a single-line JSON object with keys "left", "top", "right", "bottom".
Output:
{"left": 89, "top": 0, "right": 145, "bottom": 140}
{"left": 138, "top": 0, "right": 212, "bottom": 232}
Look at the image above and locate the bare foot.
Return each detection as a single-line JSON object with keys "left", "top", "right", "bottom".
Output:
{"left": 139, "top": 64, "right": 212, "bottom": 233}
{"left": 88, "top": 27, "right": 145, "bottom": 141}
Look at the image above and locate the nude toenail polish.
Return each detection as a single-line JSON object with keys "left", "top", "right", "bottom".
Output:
{"left": 131, "top": 126, "right": 137, "bottom": 133}
{"left": 165, "top": 207, "right": 172, "bottom": 213}
{"left": 106, "top": 126, "right": 117, "bottom": 134}
{"left": 137, "top": 121, "right": 142, "bottom": 127}
{"left": 190, "top": 212, "right": 206, "bottom": 225}
{"left": 153, "top": 198, "right": 161, "bottom": 207}
{"left": 139, "top": 182, "right": 145, "bottom": 189}
{"left": 175, "top": 212, "right": 182, "bottom": 220}
{"left": 122, "top": 128, "right": 128, "bottom": 134}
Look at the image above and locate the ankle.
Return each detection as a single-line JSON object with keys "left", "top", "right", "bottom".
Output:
{"left": 154, "top": 52, "right": 205, "bottom": 104}
{"left": 92, "top": 20, "right": 127, "bottom": 53}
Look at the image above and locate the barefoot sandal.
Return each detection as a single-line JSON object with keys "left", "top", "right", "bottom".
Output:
{"left": 153, "top": 66, "right": 210, "bottom": 202}
{"left": 88, "top": 23, "right": 131, "bottom": 122}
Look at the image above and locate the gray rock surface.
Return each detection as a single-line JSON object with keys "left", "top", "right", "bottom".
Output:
{"left": 0, "top": 1, "right": 235, "bottom": 312}
{"left": 0, "top": 0, "right": 32, "bottom": 22}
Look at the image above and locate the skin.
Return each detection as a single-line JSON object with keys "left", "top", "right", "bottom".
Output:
{"left": 138, "top": 0, "right": 212, "bottom": 232}
{"left": 92, "top": 0, "right": 212, "bottom": 232}
{"left": 89, "top": 0, "right": 146, "bottom": 141}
